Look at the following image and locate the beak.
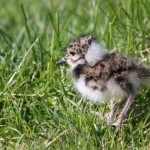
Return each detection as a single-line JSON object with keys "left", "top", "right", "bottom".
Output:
{"left": 58, "top": 57, "right": 66, "bottom": 64}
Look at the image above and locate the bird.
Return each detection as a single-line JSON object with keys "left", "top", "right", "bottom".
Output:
{"left": 58, "top": 34, "right": 150, "bottom": 130}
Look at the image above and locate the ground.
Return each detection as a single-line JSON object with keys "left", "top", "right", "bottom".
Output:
{"left": 0, "top": 0, "right": 150, "bottom": 149}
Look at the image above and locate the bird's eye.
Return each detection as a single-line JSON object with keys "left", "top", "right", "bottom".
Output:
{"left": 70, "top": 51, "right": 76, "bottom": 56}
{"left": 88, "top": 39, "right": 92, "bottom": 45}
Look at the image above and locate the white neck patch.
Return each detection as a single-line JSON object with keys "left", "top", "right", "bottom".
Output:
{"left": 85, "top": 42, "right": 106, "bottom": 66}
{"left": 69, "top": 58, "right": 86, "bottom": 70}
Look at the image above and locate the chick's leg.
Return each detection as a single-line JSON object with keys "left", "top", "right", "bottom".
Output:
{"left": 105, "top": 97, "right": 127, "bottom": 123}
{"left": 112, "top": 91, "right": 135, "bottom": 127}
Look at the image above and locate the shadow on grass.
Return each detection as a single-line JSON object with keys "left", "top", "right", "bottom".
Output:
{"left": 129, "top": 89, "right": 150, "bottom": 129}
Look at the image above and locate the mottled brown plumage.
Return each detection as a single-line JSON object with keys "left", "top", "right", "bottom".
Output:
{"left": 73, "top": 52, "right": 149, "bottom": 92}
{"left": 58, "top": 35, "right": 150, "bottom": 130}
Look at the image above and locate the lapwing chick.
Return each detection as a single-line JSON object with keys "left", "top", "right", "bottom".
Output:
{"left": 58, "top": 35, "right": 150, "bottom": 129}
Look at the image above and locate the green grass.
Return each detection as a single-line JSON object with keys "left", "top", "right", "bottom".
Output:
{"left": 0, "top": 0, "right": 150, "bottom": 149}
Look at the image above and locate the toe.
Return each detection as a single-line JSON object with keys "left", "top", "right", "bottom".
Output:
{"left": 104, "top": 112, "right": 114, "bottom": 124}
{"left": 112, "top": 118, "right": 123, "bottom": 127}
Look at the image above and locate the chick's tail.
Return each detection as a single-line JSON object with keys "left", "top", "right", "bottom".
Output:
{"left": 138, "top": 65, "right": 150, "bottom": 87}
